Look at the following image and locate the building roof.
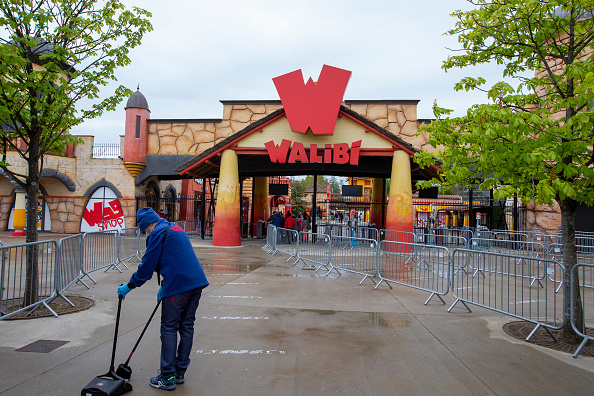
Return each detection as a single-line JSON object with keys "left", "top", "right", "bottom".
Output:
{"left": 175, "top": 105, "right": 442, "bottom": 181}
{"left": 125, "top": 88, "right": 150, "bottom": 111}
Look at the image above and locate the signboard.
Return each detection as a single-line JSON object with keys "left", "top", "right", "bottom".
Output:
{"left": 81, "top": 187, "right": 125, "bottom": 232}
{"left": 273, "top": 65, "right": 351, "bottom": 135}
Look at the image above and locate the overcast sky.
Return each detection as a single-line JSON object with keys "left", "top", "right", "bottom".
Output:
{"left": 71, "top": 0, "right": 509, "bottom": 143}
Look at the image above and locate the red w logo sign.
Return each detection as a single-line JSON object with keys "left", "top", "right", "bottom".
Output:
{"left": 273, "top": 65, "right": 351, "bottom": 135}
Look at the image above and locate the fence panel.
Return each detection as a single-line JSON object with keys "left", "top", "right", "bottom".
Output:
{"left": 377, "top": 240, "right": 450, "bottom": 304}
{"left": 571, "top": 263, "right": 594, "bottom": 358}
{"left": 275, "top": 227, "right": 299, "bottom": 262}
{"left": 329, "top": 236, "right": 378, "bottom": 284}
{"left": 469, "top": 238, "right": 546, "bottom": 260}
{"left": 182, "top": 220, "right": 201, "bottom": 239}
{"left": 450, "top": 248, "right": 565, "bottom": 339}
{"left": 0, "top": 240, "right": 59, "bottom": 319}
{"left": 296, "top": 232, "right": 331, "bottom": 271}
{"left": 81, "top": 230, "right": 119, "bottom": 285}
{"left": 263, "top": 224, "right": 276, "bottom": 254}
{"left": 380, "top": 229, "right": 415, "bottom": 244}
{"left": 118, "top": 227, "right": 141, "bottom": 266}
{"left": 57, "top": 234, "right": 85, "bottom": 294}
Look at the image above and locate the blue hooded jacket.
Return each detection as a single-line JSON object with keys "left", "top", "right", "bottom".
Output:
{"left": 129, "top": 218, "right": 208, "bottom": 298}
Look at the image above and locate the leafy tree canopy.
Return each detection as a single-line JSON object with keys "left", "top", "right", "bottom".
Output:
{"left": 415, "top": 1, "right": 594, "bottom": 208}
{"left": 0, "top": 0, "right": 152, "bottom": 175}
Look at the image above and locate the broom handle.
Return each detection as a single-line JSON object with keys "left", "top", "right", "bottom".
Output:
{"left": 124, "top": 300, "right": 161, "bottom": 365}
{"left": 110, "top": 295, "right": 123, "bottom": 371}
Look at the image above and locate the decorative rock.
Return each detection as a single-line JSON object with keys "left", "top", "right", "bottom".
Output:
{"left": 64, "top": 221, "right": 79, "bottom": 234}
{"left": 374, "top": 118, "right": 389, "bottom": 128}
{"left": 349, "top": 104, "right": 367, "bottom": 116}
{"left": 176, "top": 136, "right": 193, "bottom": 155}
{"left": 215, "top": 126, "right": 233, "bottom": 140}
{"left": 403, "top": 105, "right": 417, "bottom": 121}
{"left": 388, "top": 109, "right": 398, "bottom": 123}
{"left": 231, "top": 109, "right": 253, "bottom": 123}
{"left": 367, "top": 105, "right": 388, "bottom": 120}
{"left": 396, "top": 110, "right": 407, "bottom": 127}
{"left": 171, "top": 124, "right": 186, "bottom": 136}
{"left": 535, "top": 210, "right": 561, "bottom": 230}
{"left": 400, "top": 121, "right": 418, "bottom": 137}
{"left": 230, "top": 121, "right": 248, "bottom": 134}
{"left": 193, "top": 130, "right": 214, "bottom": 143}
{"left": 223, "top": 105, "right": 232, "bottom": 120}
{"left": 247, "top": 104, "right": 266, "bottom": 114}
{"left": 159, "top": 145, "right": 177, "bottom": 155}
{"left": 159, "top": 135, "right": 177, "bottom": 147}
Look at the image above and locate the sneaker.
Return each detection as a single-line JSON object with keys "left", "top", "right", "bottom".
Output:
{"left": 175, "top": 374, "right": 185, "bottom": 384}
{"left": 150, "top": 374, "right": 176, "bottom": 391}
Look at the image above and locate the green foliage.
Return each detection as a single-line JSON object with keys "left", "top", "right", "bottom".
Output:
{"left": 0, "top": 0, "right": 152, "bottom": 183}
{"left": 415, "top": 0, "right": 593, "bottom": 340}
{"left": 415, "top": 1, "right": 594, "bottom": 208}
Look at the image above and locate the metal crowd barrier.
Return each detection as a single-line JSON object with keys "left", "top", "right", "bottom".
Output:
{"left": 469, "top": 238, "right": 546, "bottom": 259}
{"left": 118, "top": 227, "right": 141, "bottom": 266}
{"left": 380, "top": 229, "right": 415, "bottom": 244}
{"left": 571, "top": 263, "right": 594, "bottom": 358}
{"left": 57, "top": 234, "right": 85, "bottom": 293}
{"left": 328, "top": 235, "right": 378, "bottom": 284}
{"left": 80, "top": 230, "right": 119, "bottom": 285}
{"left": 377, "top": 240, "right": 450, "bottom": 304}
{"left": 263, "top": 223, "right": 276, "bottom": 253}
{"left": 295, "top": 232, "right": 331, "bottom": 271}
{"left": 0, "top": 240, "right": 60, "bottom": 319}
{"left": 449, "top": 248, "right": 565, "bottom": 340}
{"left": 548, "top": 243, "right": 594, "bottom": 293}
{"left": 182, "top": 220, "right": 201, "bottom": 239}
{"left": 275, "top": 227, "right": 299, "bottom": 262}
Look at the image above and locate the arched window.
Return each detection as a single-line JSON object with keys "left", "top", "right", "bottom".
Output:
{"left": 81, "top": 186, "right": 125, "bottom": 232}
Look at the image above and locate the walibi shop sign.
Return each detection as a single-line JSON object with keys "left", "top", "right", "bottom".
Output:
{"left": 265, "top": 65, "right": 360, "bottom": 165}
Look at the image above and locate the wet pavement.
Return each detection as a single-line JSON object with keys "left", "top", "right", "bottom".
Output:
{"left": 1, "top": 236, "right": 594, "bottom": 395}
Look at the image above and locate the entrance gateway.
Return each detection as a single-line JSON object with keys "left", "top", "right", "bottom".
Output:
{"left": 176, "top": 65, "right": 442, "bottom": 246}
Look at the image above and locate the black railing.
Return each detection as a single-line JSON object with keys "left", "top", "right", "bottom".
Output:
{"left": 92, "top": 143, "right": 120, "bottom": 158}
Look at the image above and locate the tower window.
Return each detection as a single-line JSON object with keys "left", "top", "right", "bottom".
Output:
{"left": 135, "top": 115, "right": 141, "bottom": 138}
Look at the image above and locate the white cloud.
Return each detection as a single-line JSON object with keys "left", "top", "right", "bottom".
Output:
{"left": 70, "top": 0, "right": 508, "bottom": 142}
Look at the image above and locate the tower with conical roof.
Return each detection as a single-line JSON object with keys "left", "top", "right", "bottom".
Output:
{"left": 123, "top": 86, "right": 150, "bottom": 177}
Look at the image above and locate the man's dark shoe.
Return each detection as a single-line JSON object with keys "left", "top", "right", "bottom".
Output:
{"left": 150, "top": 374, "right": 176, "bottom": 390}
{"left": 175, "top": 373, "right": 185, "bottom": 384}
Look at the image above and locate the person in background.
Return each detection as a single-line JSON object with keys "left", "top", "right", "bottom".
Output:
{"left": 267, "top": 211, "right": 284, "bottom": 242}
{"left": 284, "top": 211, "right": 295, "bottom": 242}
{"left": 117, "top": 207, "right": 209, "bottom": 391}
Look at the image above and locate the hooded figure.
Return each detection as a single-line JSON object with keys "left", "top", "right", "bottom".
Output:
{"left": 117, "top": 207, "right": 209, "bottom": 390}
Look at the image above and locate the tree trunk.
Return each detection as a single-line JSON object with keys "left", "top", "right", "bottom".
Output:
{"left": 558, "top": 198, "right": 584, "bottom": 344}
{"left": 23, "top": 139, "right": 40, "bottom": 307}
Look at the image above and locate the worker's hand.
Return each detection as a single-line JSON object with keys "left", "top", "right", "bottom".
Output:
{"left": 157, "top": 286, "right": 163, "bottom": 302}
{"left": 117, "top": 283, "right": 133, "bottom": 300}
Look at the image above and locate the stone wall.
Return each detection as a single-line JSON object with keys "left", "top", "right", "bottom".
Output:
{"left": 147, "top": 102, "right": 433, "bottom": 156}
{"left": 0, "top": 135, "right": 139, "bottom": 233}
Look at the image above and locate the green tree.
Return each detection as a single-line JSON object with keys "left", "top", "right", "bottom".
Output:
{"left": 415, "top": 1, "right": 594, "bottom": 342}
{"left": 0, "top": 0, "right": 152, "bottom": 306}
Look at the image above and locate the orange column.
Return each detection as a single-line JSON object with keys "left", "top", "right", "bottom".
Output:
{"left": 12, "top": 190, "right": 27, "bottom": 236}
{"left": 252, "top": 177, "right": 268, "bottom": 236}
{"left": 213, "top": 150, "right": 241, "bottom": 246}
{"left": 370, "top": 178, "right": 384, "bottom": 227}
{"left": 385, "top": 151, "right": 413, "bottom": 255}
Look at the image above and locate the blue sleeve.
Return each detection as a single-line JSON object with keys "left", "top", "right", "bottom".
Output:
{"left": 129, "top": 226, "right": 166, "bottom": 288}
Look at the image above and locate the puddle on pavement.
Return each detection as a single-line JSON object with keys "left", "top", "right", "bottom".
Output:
{"left": 276, "top": 273, "right": 311, "bottom": 278}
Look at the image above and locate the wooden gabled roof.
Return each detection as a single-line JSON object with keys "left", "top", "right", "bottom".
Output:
{"left": 175, "top": 105, "right": 442, "bottom": 182}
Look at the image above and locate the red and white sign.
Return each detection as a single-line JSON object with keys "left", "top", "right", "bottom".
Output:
{"left": 265, "top": 139, "right": 361, "bottom": 165}
{"left": 81, "top": 187, "right": 125, "bottom": 232}
{"left": 273, "top": 65, "right": 351, "bottom": 135}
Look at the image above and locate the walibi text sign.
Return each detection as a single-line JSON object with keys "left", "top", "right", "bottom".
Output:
{"left": 265, "top": 139, "right": 361, "bottom": 165}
